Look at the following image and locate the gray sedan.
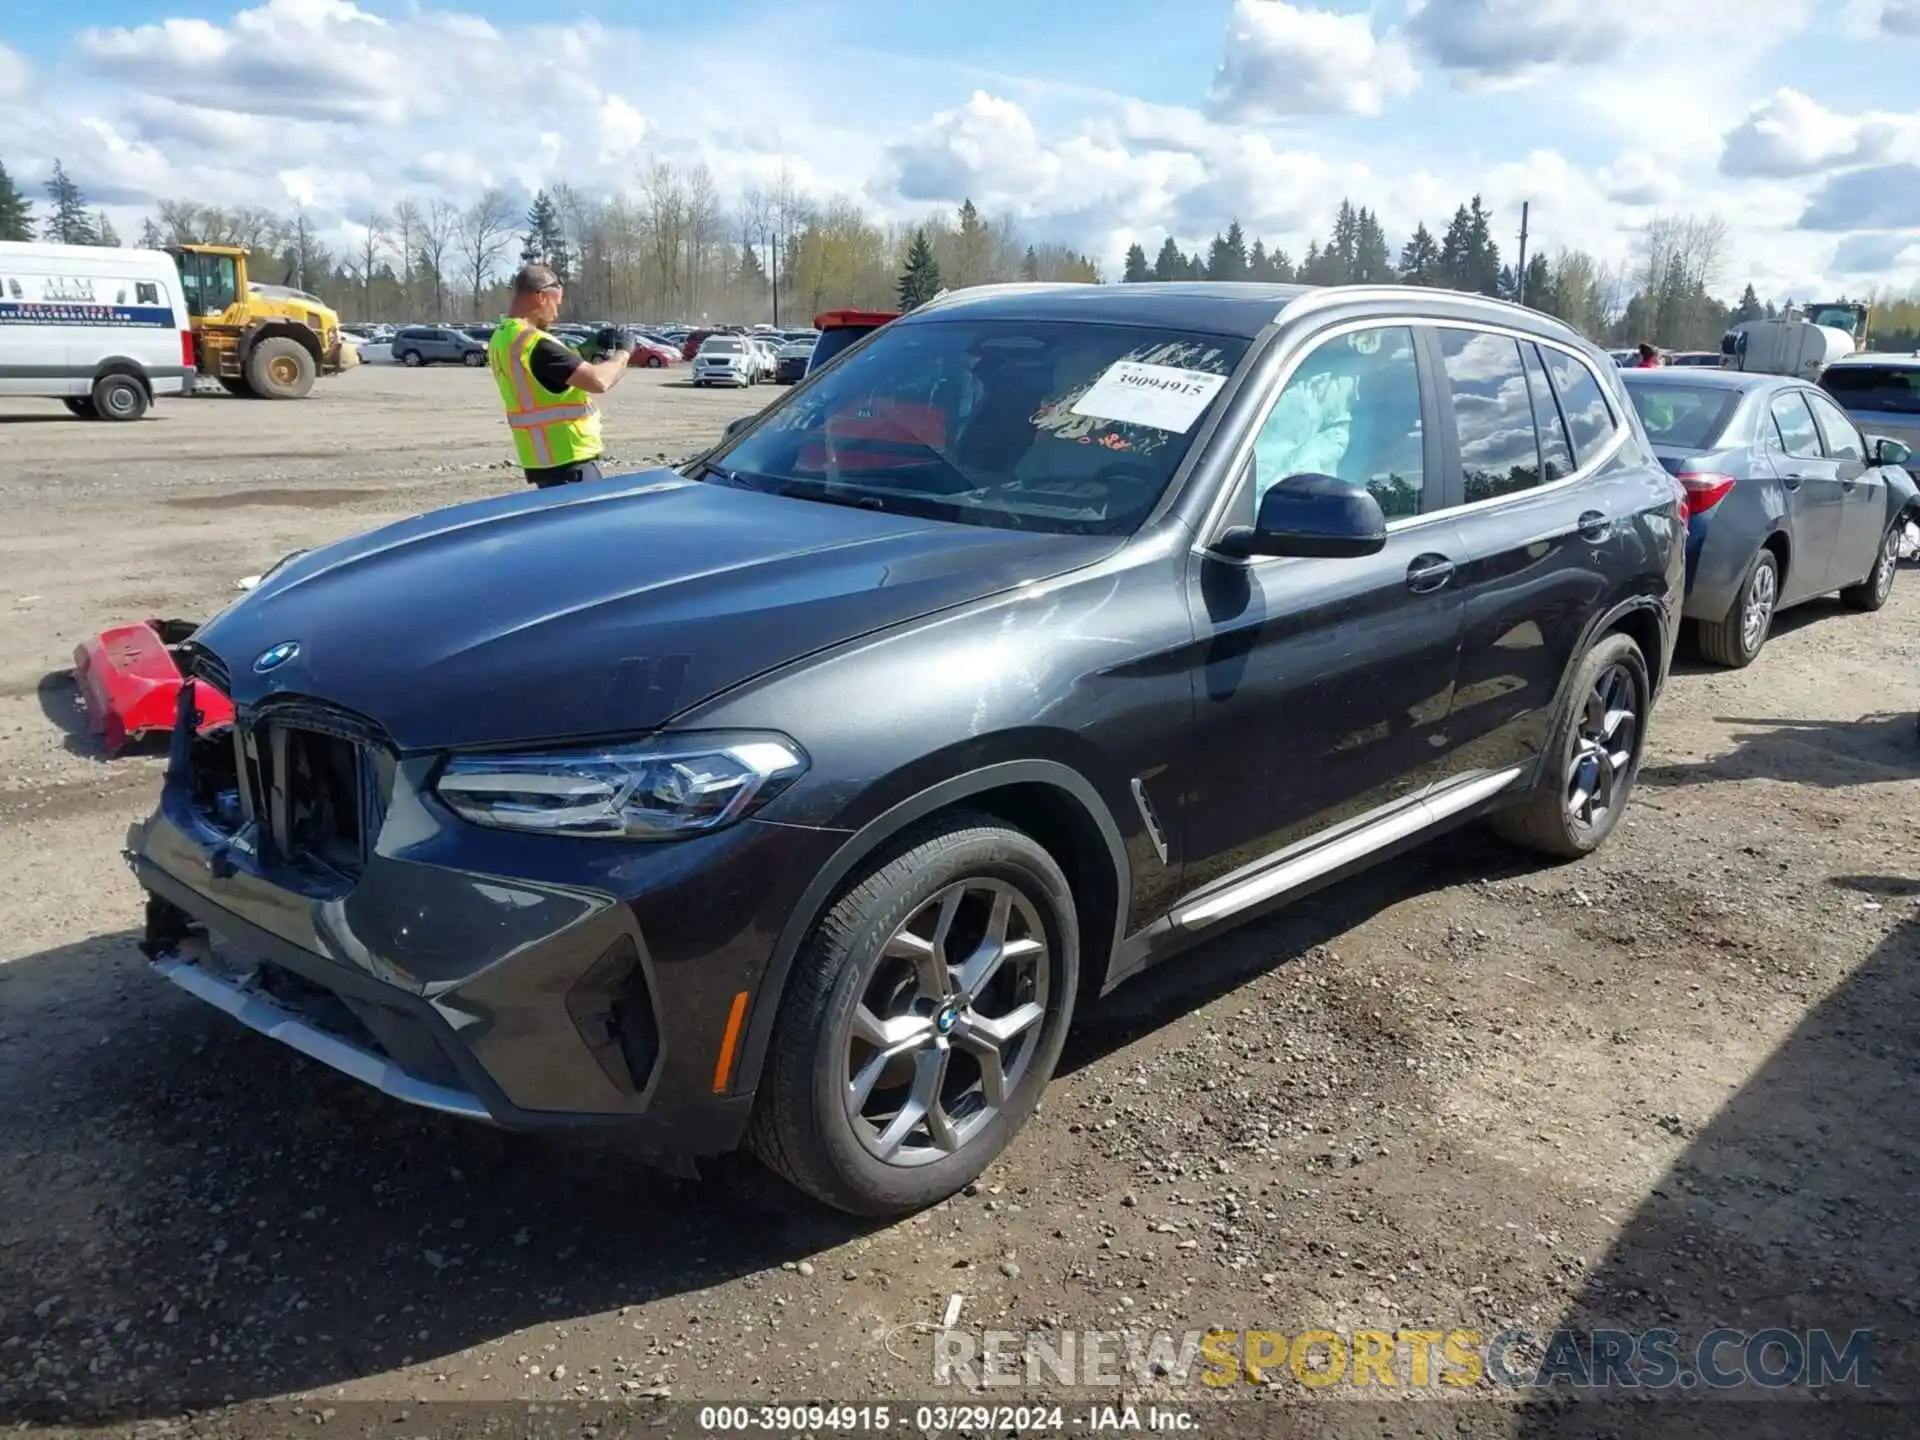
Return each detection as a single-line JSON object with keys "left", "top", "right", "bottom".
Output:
{"left": 1621, "top": 369, "right": 1917, "bottom": 667}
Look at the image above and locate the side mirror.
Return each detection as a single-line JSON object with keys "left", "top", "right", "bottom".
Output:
{"left": 1871, "top": 435, "right": 1912, "bottom": 468}
{"left": 722, "top": 415, "right": 754, "bottom": 440}
{"left": 1217, "top": 472, "right": 1388, "bottom": 559}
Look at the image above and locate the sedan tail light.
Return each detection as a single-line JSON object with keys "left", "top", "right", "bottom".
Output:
{"left": 1675, "top": 471, "right": 1735, "bottom": 519}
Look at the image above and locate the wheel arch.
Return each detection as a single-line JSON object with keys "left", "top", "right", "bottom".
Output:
{"left": 730, "top": 759, "right": 1130, "bottom": 1098}
{"left": 1541, "top": 588, "right": 1670, "bottom": 764}
{"left": 90, "top": 356, "right": 153, "bottom": 399}
{"left": 240, "top": 319, "right": 323, "bottom": 364}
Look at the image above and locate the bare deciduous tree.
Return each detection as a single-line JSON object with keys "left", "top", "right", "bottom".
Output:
{"left": 418, "top": 197, "right": 459, "bottom": 319}
{"left": 391, "top": 198, "right": 422, "bottom": 316}
{"left": 458, "top": 188, "right": 518, "bottom": 317}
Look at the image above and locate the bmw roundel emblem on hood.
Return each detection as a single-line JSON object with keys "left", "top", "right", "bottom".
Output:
{"left": 253, "top": 641, "right": 301, "bottom": 673}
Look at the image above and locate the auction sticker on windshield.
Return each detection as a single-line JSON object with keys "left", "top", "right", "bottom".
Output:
{"left": 1071, "top": 361, "right": 1227, "bottom": 433}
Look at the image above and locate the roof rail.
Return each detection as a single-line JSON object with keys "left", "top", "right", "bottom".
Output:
{"left": 1277, "top": 282, "right": 1583, "bottom": 340}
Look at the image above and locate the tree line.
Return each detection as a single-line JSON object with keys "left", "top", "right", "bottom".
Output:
{"left": 5, "top": 153, "right": 1918, "bottom": 353}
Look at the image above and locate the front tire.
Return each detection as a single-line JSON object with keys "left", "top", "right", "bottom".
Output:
{"left": 1491, "top": 631, "right": 1650, "bottom": 860}
{"left": 1840, "top": 523, "right": 1900, "bottom": 612}
{"left": 749, "top": 814, "right": 1079, "bottom": 1217}
{"left": 1697, "top": 548, "right": 1778, "bottom": 668}
{"left": 462, "top": 349, "right": 486, "bottom": 368}
{"left": 400, "top": 349, "right": 423, "bottom": 368}
{"left": 646, "top": 354, "right": 664, "bottom": 368}
{"left": 246, "top": 337, "right": 317, "bottom": 399}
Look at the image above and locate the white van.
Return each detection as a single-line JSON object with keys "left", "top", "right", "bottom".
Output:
{"left": 0, "top": 241, "right": 197, "bottom": 421}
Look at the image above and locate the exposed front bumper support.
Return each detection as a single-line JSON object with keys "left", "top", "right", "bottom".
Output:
{"left": 151, "top": 934, "right": 493, "bottom": 1122}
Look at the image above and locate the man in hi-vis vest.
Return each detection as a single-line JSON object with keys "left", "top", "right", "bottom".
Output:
{"left": 488, "top": 264, "right": 636, "bottom": 489}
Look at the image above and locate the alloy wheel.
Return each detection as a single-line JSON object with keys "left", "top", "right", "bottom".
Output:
{"left": 1566, "top": 663, "right": 1637, "bottom": 833}
{"left": 1874, "top": 527, "right": 1898, "bottom": 602}
{"left": 842, "top": 878, "right": 1050, "bottom": 1167}
{"left": 1741, "top": 560, "right": 1777, "bottom": 655}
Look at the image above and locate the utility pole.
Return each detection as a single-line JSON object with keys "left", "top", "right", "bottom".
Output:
{"left": 1514, "top": 201, "right": 1530, "bottom": 307}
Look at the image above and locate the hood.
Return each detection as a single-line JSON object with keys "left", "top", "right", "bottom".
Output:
{"left": 194, "top": 471, "right": 1117, "bottom": 750}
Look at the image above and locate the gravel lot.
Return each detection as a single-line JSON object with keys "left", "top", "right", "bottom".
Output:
{"left": 1, "top": 366, "right": 1917, "bottom": 1435}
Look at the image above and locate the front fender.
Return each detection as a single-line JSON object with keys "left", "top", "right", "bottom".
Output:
{"left": 729, "top": 758, "right": 1129, "bottom": 1099}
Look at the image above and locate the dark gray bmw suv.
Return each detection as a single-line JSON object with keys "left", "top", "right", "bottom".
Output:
{"left": 130, "top": 283, "right": 1684, "bottom": 1216}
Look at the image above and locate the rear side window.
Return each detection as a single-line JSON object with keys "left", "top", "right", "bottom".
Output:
{"left": 1541, "top": 347, "right": 1618, "bottom": 463}
{"left": 1522, "top": 344, "right": 1575, "bottom": 480}
{"left": 1819, "top": 365, "right": 1920, "bottom": 414}
{"left": 136, "top": 281, "right": 159, "bottom": 305}
{"left": 1438, "top": 328, "right": 1541, "bottom": 503}
{"left": 1805, "top": 390, "right": 1865, "bottom": 462}
{"left": 1769, "top": 393, "right": 1822, "bottom": 459}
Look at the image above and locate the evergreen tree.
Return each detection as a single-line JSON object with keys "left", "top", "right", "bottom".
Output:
{"left": 1246, "top": 239, "right": 1270, "bottom": 282}
{"left": 1732, "top": 282, "right": 1764, "bottom": 324}
{"left": 1329, "top": 200, "right": 1359, "bottom": 279}
{"left": 735, "top": 243, "right": 767, "bottom": 292}
{"left": 520, "top": 190, "right": 571, "bottom": 283}
{"left": 1206, "top": 220, "right": 1249, "bottom": 282}
{"left": 952, "top": 198, "right": 991, "bottom": 287}
{"left": 1496, "top": 263, "right": 1518, "bottom": 301}
{"left": 1353, "top": 207, "right": 1392, "bottom": 283}
{"left": 1121, "top": 242, "right": 1150, "bottom": 283}
{"left": 1020, "top": 245, "right": 1041, "bottom": 282}
{"left": 1270, "top": 248, "right": 1296, "bottom": 282}
{"left": 1398, "top": 222, "right": 1440, "bottom": 285}
{"left": 137, "top": 216, "right": 165, "bottom": 251}
{"left": 1151, "top": 236, "right": 1184, "bottom": 282}
{"left": 95, "top": 211, "right": 120, "bottom": 247}
{"left": 1186, "top": 253, "right": 1208, "bottom": 280}
{"left": 1437, "top": 203, "right": 1473, "bottom": 290}
{"left": 0, "top": 160, "right": 31, "bottom": 242}
{"left": 1463, "top": 194, "right": 1501, "bottom": 295}
{"left": 1522, "top": 252, "right": 1553, "bottom": 311}
{"left": 897, "top": 227, "right": 941, "bottom": 310}
{"left": 41, "top": 160, "right": 98, "bottom": 245}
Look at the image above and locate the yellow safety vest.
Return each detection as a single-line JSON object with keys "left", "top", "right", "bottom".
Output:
{"left": 488, "top": 318, "right": 604, "bottom": 469}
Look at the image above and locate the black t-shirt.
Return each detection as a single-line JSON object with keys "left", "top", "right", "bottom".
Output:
{"left": 527, "top": 334, "right": 586, "bottom": 393}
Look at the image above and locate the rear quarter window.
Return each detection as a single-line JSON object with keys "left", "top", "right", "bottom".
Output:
{"left": 1819, "top": 366, "right": 1920, "bottom": 415}
{"left": 1541, "top": 347, "right": 1619, "bottom": 463}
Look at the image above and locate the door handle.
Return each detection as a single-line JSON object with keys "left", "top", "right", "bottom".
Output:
{"left": 1577, "top": 510, "right": 1612, "bottom": 542}
{"left": 1781, "top": 473, "right": 1803, "bottom": 490}
{"left": 1406, "top": 554, "right": 1455, "bottom": 594}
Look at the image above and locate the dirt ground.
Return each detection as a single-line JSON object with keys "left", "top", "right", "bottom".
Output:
{"left": 0, "top": 366, "right": 1917, "bottom": 1438}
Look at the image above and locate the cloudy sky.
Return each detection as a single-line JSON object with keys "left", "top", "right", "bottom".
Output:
{"left": 3, "top": 0, "right": 1918, "bottom": 300}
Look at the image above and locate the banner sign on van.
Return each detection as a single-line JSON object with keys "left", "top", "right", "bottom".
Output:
{"left": 0, "top": 272, "right": 175, "bottom": 328}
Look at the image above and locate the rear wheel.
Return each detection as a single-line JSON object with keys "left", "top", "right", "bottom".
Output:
{"left": 62, "top": 397, "right": 98, "bottom": 419}
{"left": 1491, "top": 632, "right": 1649, "bottom": 859}
{"left": 646, "top": 354, "right": 664, "bottom": 368}
{"left": 462, "top": 349, "right": 486, "bottom": 368}
{"left": 749, "top": 814, "right": 1079, "bottom": 1216}
{"left": 1840, "top": 523, "right": 1900, "bottom": 612}
{"left": 245, "top": 337, "right": 317, "bottom": 399}
{"left": 1697, "top": 548, "right": 1777, "bottom": 668}
{"left": 400, "top": 348, "right": 423, "bottom": 368}
{"left": 92, "top": 373, "right": 148, "bottom": 422}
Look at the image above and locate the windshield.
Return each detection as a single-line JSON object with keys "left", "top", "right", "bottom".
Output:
{"left": 702, "top": 338, "right": 743, "bottom": 354}
{"left": 1625, "top": 380, "right": 1744, "bottom": 449}
{"left": 1820, "top": 365, "right": 1920, "bottom": 414}
{"left": 707, "top": 316, "right": 1250, "bottom": 536}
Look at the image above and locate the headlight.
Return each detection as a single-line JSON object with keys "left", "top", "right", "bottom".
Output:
{"left": 435, "top": 732, "right": 806, "bottom": 839}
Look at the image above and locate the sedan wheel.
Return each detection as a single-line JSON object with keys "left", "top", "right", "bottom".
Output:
{"left": 1841, "top": 524, "right": 1901, "bottom": 612}
{"left": 1697, "top": 549, "right": 1778, "bottom": 668}
{"left": 749, "top": 814, "right": 1078, "bottom": 1216}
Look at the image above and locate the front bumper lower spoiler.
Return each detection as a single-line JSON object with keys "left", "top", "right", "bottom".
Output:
{"left": 151, "top": 935, "right": 493, "bottom": 1122}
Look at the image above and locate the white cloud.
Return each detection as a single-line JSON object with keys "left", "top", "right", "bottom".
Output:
{"left": 1832, "top": 231, "right": 1920, "bottom": 274}
{"left": 0, "top": 43, "right": 28, "bottom": 104}
{"left": 1719, "top": 89, "right": 1909, "bottom": 178}
{"left": 1851, "top": 0, "right": 1920, "bottom": 35}
{"left": 1205, "top": 0, "right": 1418, "bottom": 119}
{"left": 1800, "top": 163, "right": 1920, "bottom": 230}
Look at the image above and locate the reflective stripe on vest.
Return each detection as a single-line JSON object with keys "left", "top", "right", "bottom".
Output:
{"left": 489, "top": 320, "right": 604, "bottom": 469}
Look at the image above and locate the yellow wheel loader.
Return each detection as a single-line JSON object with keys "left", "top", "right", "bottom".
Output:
{"left": 168, "top": 244, "right": 347, "bottom": 399}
